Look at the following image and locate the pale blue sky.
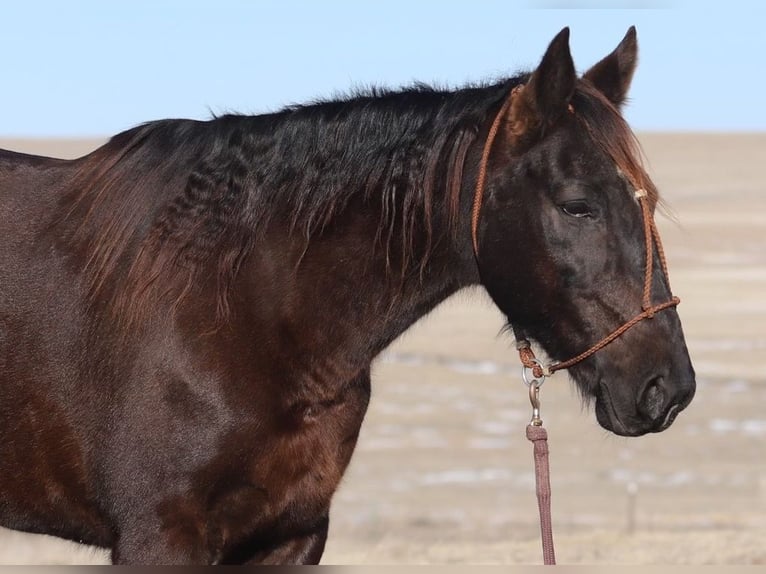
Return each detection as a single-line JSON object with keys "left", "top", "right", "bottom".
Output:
{"left": 0, "top": 1, "right": 763, "bottom": 136}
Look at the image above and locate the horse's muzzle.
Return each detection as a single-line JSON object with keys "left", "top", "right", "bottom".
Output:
{"left": 595, "top": 373, "right": 696, "bottom": 437}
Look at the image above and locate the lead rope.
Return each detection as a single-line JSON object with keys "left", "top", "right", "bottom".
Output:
{"left": 526, "top": 383, "right": 556, "bottom": 564}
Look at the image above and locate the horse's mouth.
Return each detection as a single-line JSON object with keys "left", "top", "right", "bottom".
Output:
{"left": 655, "top": 403, "right": 681, "bottom": 432}
{"left": 595, "top": 382, "right": 683, "bottom": 437}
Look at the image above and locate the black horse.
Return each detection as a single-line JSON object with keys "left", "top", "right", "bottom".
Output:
{"left": 0, "top": 27, "right": 694, "bottom": 564}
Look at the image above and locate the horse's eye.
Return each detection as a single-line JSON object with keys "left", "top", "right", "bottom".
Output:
{"left": 560, "top": 200, "right": 593, "bottom": 218}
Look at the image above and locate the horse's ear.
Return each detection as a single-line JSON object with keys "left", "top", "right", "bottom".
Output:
{"left": 583, "top": 26, "right": 638, "bottom": 106}
{"left": 506, "top": 27, "right": 576, "bottom": 149}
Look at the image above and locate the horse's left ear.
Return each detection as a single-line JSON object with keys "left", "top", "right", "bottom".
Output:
{"left": 507, "top": 27, "right": 576, "bottom": 149}
{"left": 583, "top": 26, "right": 638, "bottom": 107}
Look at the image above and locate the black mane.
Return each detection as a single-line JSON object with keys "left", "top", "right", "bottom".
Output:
{"left": 64, "top": 79, "right": 516, "bottom": 322}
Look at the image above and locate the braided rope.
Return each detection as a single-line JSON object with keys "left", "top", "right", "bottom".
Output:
{"left": 526, "top": 425, "right": 556, "bottom": 565}
{"left": 469, "top": 92, "right": 680, "bottom": 379}
{"left": 471, "top": 90, "right": 517, "bottom": 255}
{"left": 638, "top": 193, "right": 655, "bottom": 312}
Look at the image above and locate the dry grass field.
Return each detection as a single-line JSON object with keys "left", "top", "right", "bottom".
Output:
{"left": 0, "top": 133, "right": 764, "bottom": 564}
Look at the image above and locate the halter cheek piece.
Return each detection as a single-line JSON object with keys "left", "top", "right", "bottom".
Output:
{"left": 471, "top": 86, "right": 680, "bottom": 380}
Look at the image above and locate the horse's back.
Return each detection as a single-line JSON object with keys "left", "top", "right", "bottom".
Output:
{"left": 0, "top": 148, "right": 112, "bottom": 545}
{"left": 0, "top": 147, "right": 78, "bottom": 315}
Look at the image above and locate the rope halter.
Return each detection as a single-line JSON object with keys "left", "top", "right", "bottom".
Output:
{"left": 470, "top": 86, "right": 680, "bottom": 381}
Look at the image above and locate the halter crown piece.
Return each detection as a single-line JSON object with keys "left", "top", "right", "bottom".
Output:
{"left": 471, "top": 85, "right": 680, "bottom": 380}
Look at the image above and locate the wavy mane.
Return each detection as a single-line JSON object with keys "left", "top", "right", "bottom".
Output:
{"left": 61, "top": 82, "right": 513, "bottom": 327}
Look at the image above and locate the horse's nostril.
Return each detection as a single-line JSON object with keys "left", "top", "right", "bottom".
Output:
{"left": 638, "top": 376, "right": 666, "bottom": 422}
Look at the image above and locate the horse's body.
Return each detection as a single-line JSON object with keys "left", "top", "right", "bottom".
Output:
{"left": 0, "top": 28, "right": 695, "bottom": 564}
{"left": 0, "top": 133, "right": 388, "bottom": 563}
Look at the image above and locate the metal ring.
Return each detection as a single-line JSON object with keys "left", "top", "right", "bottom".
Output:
{"left": 521, "top": 359, "right": 547, "bottom": 388}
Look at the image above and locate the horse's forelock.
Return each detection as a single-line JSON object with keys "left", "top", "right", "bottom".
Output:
{"left": 571, "top": 81, "right": 660, "bottom": 208}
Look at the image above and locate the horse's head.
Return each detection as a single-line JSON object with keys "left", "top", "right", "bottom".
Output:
{"left": 475, "top": 27, "right": 695, "bottom": 437}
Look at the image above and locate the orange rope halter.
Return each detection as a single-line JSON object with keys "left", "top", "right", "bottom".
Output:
{"left": 471, "top": 86, "right": 680, "bottom": 380}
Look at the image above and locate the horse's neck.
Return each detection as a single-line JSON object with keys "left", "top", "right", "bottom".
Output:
{"left": 232, "top": 96, "right": 491, "bottom": 370}
{"left": 235, "top": 197, "right": 479, "bottom": 374}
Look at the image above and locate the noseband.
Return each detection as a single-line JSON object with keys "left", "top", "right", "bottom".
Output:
{"left": 471, "top": 87, "right": 680, "bottom": 381}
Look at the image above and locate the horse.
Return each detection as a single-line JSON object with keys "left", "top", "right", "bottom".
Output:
{"left": 0, "top": 26, "right": 695, "bottom": 564}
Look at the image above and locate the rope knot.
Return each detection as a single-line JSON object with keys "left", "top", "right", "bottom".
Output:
{"left": 526, "top": 424, "right": 548, "bottom": 443}
{"left": 518, "top": 345, "right": 546, "bottom": 379}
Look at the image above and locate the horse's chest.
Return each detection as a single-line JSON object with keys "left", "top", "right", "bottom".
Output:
{"left": 209, "top": 371, "right": 371, "bottom": 549}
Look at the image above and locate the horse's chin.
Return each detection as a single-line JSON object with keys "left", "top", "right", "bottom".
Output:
{"left": 594, "top": 382, "right": 646, "bottom": 437}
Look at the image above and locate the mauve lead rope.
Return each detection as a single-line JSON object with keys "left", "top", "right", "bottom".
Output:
{"left": 527, "top": 382, "right": 555, "bottom": 564}
{"left": 527, "top": 424, "right": 555, "bottom": 565}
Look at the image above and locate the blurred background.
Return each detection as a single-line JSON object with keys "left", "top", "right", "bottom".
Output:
{"left": 1, "top": 1, "right": 764, "bottom": 565}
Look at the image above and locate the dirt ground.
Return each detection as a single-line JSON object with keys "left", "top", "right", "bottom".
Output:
{"left": 0, "top": 133, "right": 764, "bottom": 564}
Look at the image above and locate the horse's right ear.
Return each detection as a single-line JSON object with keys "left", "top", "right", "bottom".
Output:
{"left": 506, "top": 27, "right": 576, "bottom": 150}
{"left": 582, "top": 26, "right": 638, "bottom": 107}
